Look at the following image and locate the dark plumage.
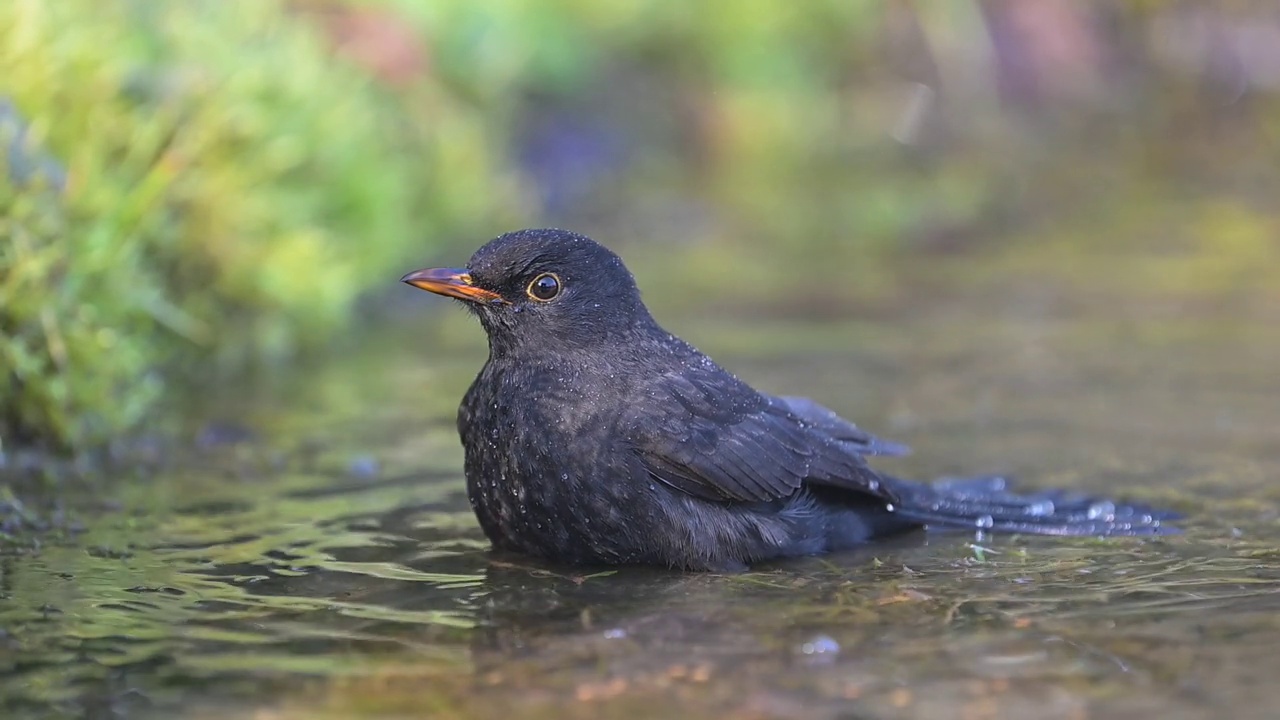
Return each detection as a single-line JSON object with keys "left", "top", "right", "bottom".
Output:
{"left": 402, "top": 229, "right": 1177, "bottom": 571}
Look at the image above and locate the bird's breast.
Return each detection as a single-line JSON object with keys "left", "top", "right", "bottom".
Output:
{"left": 458, "top": 361, "right": 637, "bottom": 560}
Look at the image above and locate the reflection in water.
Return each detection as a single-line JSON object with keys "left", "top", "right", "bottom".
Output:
{"left": 3, "top": 295, "right": 1280, "bottom": 720}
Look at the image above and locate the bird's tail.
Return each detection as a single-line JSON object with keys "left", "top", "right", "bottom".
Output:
{"left": 882, "top": 474, "right": 1180, "bottom": 537}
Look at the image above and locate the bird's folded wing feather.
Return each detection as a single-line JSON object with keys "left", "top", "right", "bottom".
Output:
{"left": 774, "top": 395, "right": 911, "bottom": 457}
{"left": 624, "top": 371, "right": 898, "bottom": 504}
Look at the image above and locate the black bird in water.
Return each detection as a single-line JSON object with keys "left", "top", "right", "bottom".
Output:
{"left": 402, "top": 229, "right": 1176, "bottom": 571}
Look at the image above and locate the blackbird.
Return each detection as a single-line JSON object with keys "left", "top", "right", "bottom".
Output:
{"left": 402, "top": 229, "right": 1177, "bottom": 571}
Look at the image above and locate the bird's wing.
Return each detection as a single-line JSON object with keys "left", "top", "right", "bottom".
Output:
{"left": 774, "top": 395, "right": 911, "bottom": 457}
{"left": 624, "top": 370, "right": 898, "bottom": 504}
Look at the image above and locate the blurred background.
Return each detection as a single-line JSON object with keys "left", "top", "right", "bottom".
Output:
{"left": 3, "top": 0, "right": 1279, "bottom": 452}
{"left": 5, "top": 4, "right": 1280, "bottom": 718}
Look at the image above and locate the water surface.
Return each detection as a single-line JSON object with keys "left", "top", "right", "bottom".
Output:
{"left": 3, "top": 254, "right": 1278, "bottom": 720}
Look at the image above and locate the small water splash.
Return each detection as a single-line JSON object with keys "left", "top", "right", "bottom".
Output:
{"left": 1026, "top": 500, "right": 1056, "bottom": 517}
{"left": 798, "top": 634, "right": 840, "bottom": 657}
{"left": 1087, "top": 501, "right": 1117, "bottom": 521}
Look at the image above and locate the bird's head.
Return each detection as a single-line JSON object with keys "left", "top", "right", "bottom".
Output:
{"left": 402, "top": 228, "right": 653, "bottom": 354}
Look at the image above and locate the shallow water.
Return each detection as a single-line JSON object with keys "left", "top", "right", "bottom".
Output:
{"left": 3, "top": 255, "right": 1279, "bottom": 720}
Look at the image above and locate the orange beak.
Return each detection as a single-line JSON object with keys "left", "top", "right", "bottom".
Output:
{"left": 400, "top": 267, "right": 505, "bottom": 304}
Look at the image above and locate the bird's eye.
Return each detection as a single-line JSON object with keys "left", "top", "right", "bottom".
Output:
{"left": 526, "top": 273, "right": 561, "bottom": 301}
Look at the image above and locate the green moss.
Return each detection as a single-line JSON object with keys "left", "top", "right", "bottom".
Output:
{"left": 0, "top": 1, "right": 516, "bottom": 450}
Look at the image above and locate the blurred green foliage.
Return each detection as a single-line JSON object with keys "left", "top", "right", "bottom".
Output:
{"left": 395, "top": 0, "right": 1280, "bottom": 312}
{"left": 404, "top": 0, "right": 982, "bottom": 274}
{"left": 4, "top": 0, "right": 1279, "bottom": 452}
{"left": 0, "top": 0, "right": 516, "bottom": 451}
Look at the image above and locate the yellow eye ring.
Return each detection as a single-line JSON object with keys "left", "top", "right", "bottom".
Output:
{"left": 526, "top": 273, "right": 562, "bottom": 301}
